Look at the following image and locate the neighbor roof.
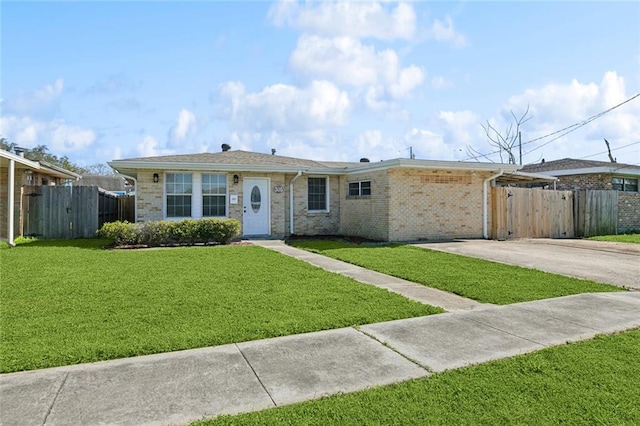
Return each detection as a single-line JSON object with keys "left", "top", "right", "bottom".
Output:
{"left": 521, "top": 158, "right": 640, "bottom": 177}
{"left": 0, "top": 149, "right": 81, "bottom": 180}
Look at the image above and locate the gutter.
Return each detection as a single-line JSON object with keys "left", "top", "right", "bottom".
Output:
{"left": 289, "top": 170, "right": 303, "bottom": 235}
{"left": 114, "top": 172, "right": 138, "bottom": 222}
{"left": 483, "top": 169, "right": 504, "bottom": 239}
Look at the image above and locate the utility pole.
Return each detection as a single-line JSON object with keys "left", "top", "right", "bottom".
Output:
{"left": 409, "top": 146, "right": 415, "bottom": 159}
{"left": 518, "top": 131, "right": 522, "bottom": 165}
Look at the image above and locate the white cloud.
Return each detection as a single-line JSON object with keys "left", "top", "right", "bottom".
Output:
{"left": 404, "top": 127, "right": 462, "bottom": 161}
{"left": 268, "top": 1, "right": 416, "bottom": 40}
{"left": 477, "top": 71, "right": 640, "bottom": 163}
{"left": 290, "top": 35, "right": 424, "bottom": 103}
{"left": 170, "top": 108, "right": 196, "bottom": 145}
{"left": 137, "top": 135, "right": 160, "bottom": 157}
{"left": 429, "top": 16, "right": 467, "bottom": 48}
{"left": 219, "top": 80, "right": 350, "bottom": 132}
{"left": 3, "top": 79, "right": 64, "bottom": 118}
{"left": 431, "top": 76, "right": 454, "bottom": 89}
{"left": 0, "top": 115, "right": 96, "bottom": 153}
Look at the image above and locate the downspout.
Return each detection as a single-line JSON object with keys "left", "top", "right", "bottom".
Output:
{"left": 116, "top": 172, "right": 138, "bottom": 222}
{"left": 483, "top": 168, "right": 504, "bottom": 240}
{"left": 289, "top": 170, "right": 303, "bottom": 235}
{"left": 7, "top": 159, "right": 15, "bottom": 246}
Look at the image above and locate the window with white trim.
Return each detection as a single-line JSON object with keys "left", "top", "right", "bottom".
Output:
{"left": 348, "top": 180, "right": 371, "bottom": 197}
{"left": 308, "top": 177, "right": 328, "bottom": 211}
{"left": 612, "top": 177, "right": 638, "bottom": 192}
{"left": 166, "top": 173, "right": 192, "bottom": 217}
{"left": 202, "top": 174, "right": 227, "bottom": 216}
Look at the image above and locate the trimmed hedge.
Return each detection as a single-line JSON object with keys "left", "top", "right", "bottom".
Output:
{"left": 96, "top": 218, "right": 241, "bottom": 247}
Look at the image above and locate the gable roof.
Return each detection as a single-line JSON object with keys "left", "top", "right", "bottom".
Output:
{"left": 108, "top": 149, "right": 521, "bottom": 179}
{"left": 0, "top": 149, "right": 81, "bottom": 180}
{"left": 521, "top": 158, "right": 640, "bottom": 177}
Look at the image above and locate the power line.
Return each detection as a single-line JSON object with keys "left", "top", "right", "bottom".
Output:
{"left": 578, "top": 141, "right": 640, "bottom": 160}
{"left": 464, "top": 92, "right": 640, "bottom": 161}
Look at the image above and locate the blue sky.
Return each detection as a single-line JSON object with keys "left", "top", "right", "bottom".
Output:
{"left": 1, "top": 1, "right": 639, "bottom": 167}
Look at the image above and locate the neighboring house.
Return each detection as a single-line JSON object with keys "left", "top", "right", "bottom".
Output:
{"left": 108, "top": 147, "right": 542, "bottom": 242}
{"left": 77, "top": 174, "right": 131, "bottom": 196}
{"left": 1, "top": 149, "right": 81, "bottom": 244}
{"left": 521, "top": 158, "right": 640, "bottom": 232}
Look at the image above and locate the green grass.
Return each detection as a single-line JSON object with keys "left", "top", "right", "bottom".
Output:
{"left": 0, "top": 239, "right": 441, "bottom": 373}
{"left": 290, "top": 241, "right": 623, "bottom": 305}
{"left": 200, "top": 329, "right": 640, "bottom": 425}
{"left": 589, "top": 233, "right": 640, "bottom": 244}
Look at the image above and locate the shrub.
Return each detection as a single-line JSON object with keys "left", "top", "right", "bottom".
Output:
{"left": 96, "top": 221, "right": 139, "bottom": 246}
{"left": 96, "top": 218, "right": 241, "bottom": 247}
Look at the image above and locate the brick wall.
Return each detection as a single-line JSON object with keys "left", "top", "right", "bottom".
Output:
{"left": 291, "top": 175, "right": 341, "bottom": 236}
{"left": 555, "top": 174, "right": 613, "bottom": 190}
{"left": 386, "top": 169, "right": 489, "bottom": 241}
{"left": 339, "top": 170, "right": 390, "bottom": 241}
{"left": 618, "top": 192, "right": 640, "bottom": 233}
{"left": 136, "top": 170, "right": 164, "bottom": 222}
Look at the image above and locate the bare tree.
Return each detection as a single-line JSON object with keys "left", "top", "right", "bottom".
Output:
{"left": 467, "top": 106, "right": 532, "bottom": 164}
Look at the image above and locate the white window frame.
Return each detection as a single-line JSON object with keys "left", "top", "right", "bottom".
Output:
{"left": 307, "top": 176, "right": 330, "bottom": 213}
{"left": 164, "top": 172, "right": 229, "bottom": 219}
{"left": 612, "top": 176, "right": 638, "bottom": 192}
{"left": 164, "top": 172, "right": 193, "bottom": 219}
{"left": 202, "top": 173, "right": 228, "bottom": 217}
{"left": 348, "top": 180, "right": 371, "bottom": 197}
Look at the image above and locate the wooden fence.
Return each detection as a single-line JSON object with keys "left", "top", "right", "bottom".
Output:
{"left": 492, "top": 187, "right": 574, "bottom": 240}
{"left": 574, "top": 189, "right": 618, "bottom": 237}
{"left": 21, "top": 185, "right": 134, "bottom": 239}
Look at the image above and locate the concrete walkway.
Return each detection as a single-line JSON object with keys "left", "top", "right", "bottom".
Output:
{"left": 251, "top": 240, "right": 492, "bottom": 312}
{"left": 2, "top": 292, "right": 639, "bottom": 426}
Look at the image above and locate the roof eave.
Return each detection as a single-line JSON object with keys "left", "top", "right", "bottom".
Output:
{"left": 345, "top": 159, "right": 521, "bottom": 174}
{"left": 531, "top": 167, "right": 640, "bottom": 177}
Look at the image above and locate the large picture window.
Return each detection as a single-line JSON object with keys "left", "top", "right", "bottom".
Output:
{"left": 308, "top": 177, "right": 328, "bottom": 211}
{"left": 202, "top": 174, "right": 227, "bottom": 216}
{"left": 612, "top": 177, "right": 638, "bottom": 192}
{"left": 166, "top": 173, "right": 192, "bottom": 217}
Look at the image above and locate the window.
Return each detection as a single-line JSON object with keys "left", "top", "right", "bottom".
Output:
{"left": 308, "top": 177, "right": 328, "bottom": 211}
{"left": 612, "top": 177, "right": 638, "bottom": 192}
{"left": 348, "top": 181, "right": 371, "bottom": 197}
{"left": 202, "top": 174, "right": 227, "bottom": 216}
{"left": 166, "top": 173, "right": 192, "bottom": 217}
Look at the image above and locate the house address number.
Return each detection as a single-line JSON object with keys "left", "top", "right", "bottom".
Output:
{"left": 273, "top": 185, "right": 285, "bottom": 193}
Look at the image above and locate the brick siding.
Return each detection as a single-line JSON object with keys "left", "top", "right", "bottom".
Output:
{"left": 339, "top": 170, "right": 390, "bottom": 241}
{"left": 618, "top": 192, "right": 640, "bottom": 233}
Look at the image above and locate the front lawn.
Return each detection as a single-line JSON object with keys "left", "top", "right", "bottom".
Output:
{"left": 0, "top": 239, "right": 440, "bottom": 373}
{"left": 589, "top": 233, "right": 640, "bottom": 244}
{"left": 201, "top": 329, "right": 640, "bottom": 425}
{"left": 290, "top": 241, "right": 623, "bottom": 304}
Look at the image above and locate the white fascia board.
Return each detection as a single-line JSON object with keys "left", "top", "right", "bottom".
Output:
{"left": 0, "top": 149, "right": 41, "bottom": 169}
{"left": 345, "top": 158, "right": 521, "bottom": 174}
{"left": 533, "top": 167, "right": 640, "bottom": 177}
{"left": 505, "top": 171, "right": 558, "bottom": 181}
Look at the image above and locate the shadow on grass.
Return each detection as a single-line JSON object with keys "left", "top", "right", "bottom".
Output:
{"left": 10, "top": 238, "right": 111, "bottom": 250}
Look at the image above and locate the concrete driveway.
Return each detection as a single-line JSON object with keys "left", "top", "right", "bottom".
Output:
{"left": 414, "top": 239, "right": 640, "bottom": 290}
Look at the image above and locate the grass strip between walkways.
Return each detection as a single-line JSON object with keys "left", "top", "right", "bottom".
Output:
{"left": 0, "top": 239, "right": 441, "bottom": 373}
{"left": 589, "top": 233, "right": 640, "bottom": 244}
{"left": 198, "top": 328, "right": 640, "bottom": 425}
{"left": 290, "top": 240, "right": 623, "bottom": 305}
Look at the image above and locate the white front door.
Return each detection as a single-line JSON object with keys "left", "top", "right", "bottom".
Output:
{"left": 242, "top": 178, "right": 270, "bottom": 236}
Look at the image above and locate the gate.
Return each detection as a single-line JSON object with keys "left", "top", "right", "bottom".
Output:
{"left": 492, "top": 187, "right": 574, "bottom": 240}
{"left": 21, "top": 186, "right": 133, "bottom": 239}
{"left": 574, "top": 190, "right": 618, "bottom": 237}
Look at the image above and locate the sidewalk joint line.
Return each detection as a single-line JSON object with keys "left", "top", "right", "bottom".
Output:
{"left": 459, "top": 316, "right": 549, "bottom": 347}
{"left": 235, "top": 344, "right": 278, "bottom": 407}
{"left": 42, "top": 370, "right": 69, "bottom": 425}
{"left": 354, "top": 326, "right": 433, "bottom": 373}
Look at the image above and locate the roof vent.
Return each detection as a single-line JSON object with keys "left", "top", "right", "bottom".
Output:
{"left": 271, "top": 148, "right": 276, "bottom": 155}
{"left": 221, "top": 143, "right": 231, "bottom": 152}
{"left": 360, "top": 158, "right": 370, "bottom": 163}
{"left": 14, "top": 147, "right": 26, "bottom": 157}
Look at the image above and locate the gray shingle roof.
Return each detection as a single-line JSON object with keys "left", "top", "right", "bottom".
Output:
{"left": 521, "top": 158, "right": 640, "bottom": 173}
{"left": 118, "top": 150, "right": 359, "bottom": 169}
